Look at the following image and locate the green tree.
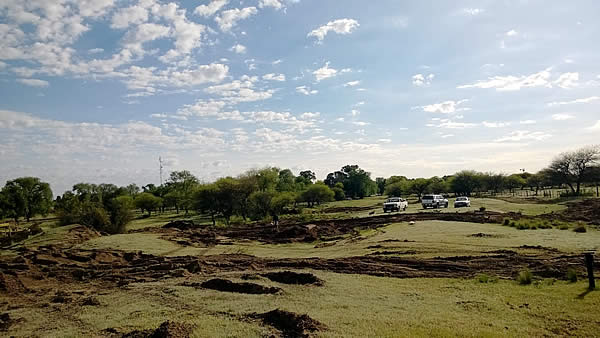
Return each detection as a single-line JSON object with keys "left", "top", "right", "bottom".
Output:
{"left": 450, "top": 171, "right": 481, "bottom": 196}
{"left": 107, "top": 195, "right": 134, "bottom": 233}
{"left": 506, "top": 174, "right": 526, "bottom": 194}
{"left": 548, "top": 145, "right": 600, "bottom": 196}
{"left": 256, "top": 167, "right": 279, "bottom": 192}
{"left": 2, "top": 177, "right": 53, "bottom": 222}
{"left": 375, "top": 177, "right": 386, "bottom": 195}
{"left": 134, "top": 192, "right": 162, "bottom": 216}
{"left": 300, "top": 183, "right": 334, "bottom": 207}
{"left": 166, "top": 170, "right": 199, "bottom": 213}
{"left": 276, "top": 169, "right": 296, "bottom": 192}
{"left": 248, "top": 190, "right": 277, "bottom": 219}
{"left": 409, "top": 178, "right": 431, "bottom": 201}
{"left": 299, "top": 170, "right": 316, "bottom": 182}
{"left": 236, "top": 173, "right": 258, "bottom": 221}
{"left": 339, "top": 165, "right": 377, "bottom": 198}
{"left": 193, "top": 184, "right": 220, "bottom": 226}
{"left": 584, "top": 166, "right": 600, "bottom": 197}
{"left": 271, "top": 192, "right": 297, "bottom": 215}
{"left": 332, "top": 182, "right": 346, "bottom": 201}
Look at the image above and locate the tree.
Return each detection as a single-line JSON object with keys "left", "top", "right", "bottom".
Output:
{"left": 125, "top": 184, "right": 140, "bottom": 196}
{"left": 375, "top": 177, "right": 386, "bottom": 195}
{"left": 134, "top": 193, "right": 162, "bottom": 216}
{"left": 214, "top": 177, "right": 240, "bottom": 225}
{"left": 248, "top": 190, "right": 277, "bottom": 219}
{"left": 106, "top": 196, "right": 134, "bottom": 234}
{"left": 324, "top": 171, "right": 346, "bottom": 187}
{"left": 256, "top": 167, "right": 279, "bottom": 192}
{"left": 548, "top": 145, "right": 600, "bottom": 196}
{"left": 409, "top": 178, "right": 431, "bottom": 201}
{"left": 427, "top": 177, "right": 449, "bottom": 194}
{"left": 585, "top": 166, "right": 600, "bottom": 197}
{"left": 450, "top": 171, "right": 481, "bottom": 196}
{"left": 483, "top": 173, "right": 506, "bottom": 194}
{"left": 506, "top": 174, "right": 526, "bottom": 194}
{"left": 166, "top": 170, "right": 199, "bottom": 213}
{"left": 271, "top": 192, "right": 297, "bottom": 215}
{"left": 526, "top": 174, "right": 543, "bottom": 195}
{"left": 300, "top": 183, "right": 334, "bottom": 207}
{"left": 236, "top": 173, "right": 258, "bottom": 221}
{"left": 332, "top": 182, "right": 346, "bottom": 201}
{"left": 193, "top": 184, "right": 220, "bottom": 226}
{"left": 276, "top": 169, "right": 296, "bottom": 192}
{"left": 339, "top": 165, "right": 377, "bottom": 199}
{"left": 299, "top": 170, "right": 316, "bottom": 183}
{"left": 2, "top": 177, "right": 53, "bottom": 222}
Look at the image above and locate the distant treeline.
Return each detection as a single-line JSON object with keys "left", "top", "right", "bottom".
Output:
{"left": 1, "top": 145, "right": 598, "bottom": 232}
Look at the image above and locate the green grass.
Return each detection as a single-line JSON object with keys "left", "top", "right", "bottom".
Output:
{"left": 81, "top": 220, "right": 600, "bottom": 259}
{"left": 5, "top": 271, "right": 599, "bottom": 337}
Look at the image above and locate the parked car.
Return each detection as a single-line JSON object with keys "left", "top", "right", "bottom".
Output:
{"left": 383, "top": 197, "right": 408, "bottom": 212}
{"left": 422, "top": 194, "right": 448, "bottom": 209}
{"left": 454, "top": 196, "right": 471, "bottom": 208}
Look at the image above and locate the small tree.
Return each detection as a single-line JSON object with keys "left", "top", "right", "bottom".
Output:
{"left": 301, "top": 183, "right": 334, "bottom": 207}
{"left": 134, "top": 193, "right": 162, "bottom": 216}
{"left": 1, "top": 177, "right": 53, "bottom": 222}
{"left": 193, "top": 184, "right": 221, "bottom": 226}
{"left": 548, "top": 145, "right": 600, "bottom": 196}
{"left": 409, "top": 178, "right": 430, "bottom": 201}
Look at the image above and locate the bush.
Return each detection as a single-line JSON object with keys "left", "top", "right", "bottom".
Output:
{"left": 516, "top": 223, "right": 529, "bottom": 230}
{"left": 477, "top": 273, "right": 498, "bottom": 283}
{"left": 566, "top": 269, "right": 578, "bottom": 283}
{"left": 503, "top": 218, "right": 511, "bottom": 226}
{"left": 80, "top": 204, "right": 111, "bottom": 231}
{"left": 517, "top": 269, "right": 533, "bottom": 285}
{"left": 558, "top": 224, "right": 569, "bottom": 230}
{"left": 573, "top": 224, "right": 587, "bottom": 233}
{"left": 106, "top": 196, "right": 134, "bottom": 234}
{"left": 479, "top": 206, "right": 486, "bottom": 212}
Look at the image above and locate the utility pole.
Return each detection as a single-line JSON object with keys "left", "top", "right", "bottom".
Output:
{"left": 159, "top": 156, "right": 163, "bottom": 186}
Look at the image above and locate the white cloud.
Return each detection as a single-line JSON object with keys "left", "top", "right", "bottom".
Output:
{"left": 272, "top": 59, "right": 282, "bottom": 65}
{"left": 458, "top": 69, "right": 553, "bottom": 91}
{"left": 441, "top": 134, "right": 454, "bottom": 138}
{"left": 506, "top": 29, "right": 518, "bottom": 36}
{"left": 313, "top": 62, "right": 338, "bottom": 81}
{"left": 420, "top": 100, "right": 469, "bottom": 114}
{"left": 427, "top": 119, "right": 477, "bottom": 129}
{"left": 462, "top": 8, "right": 484, "bottom": 15}
{"left": 111, "top": 5, "right": 149, "bottom": 29}
{"left": 482, "top": 121, "right": 511, "bottom": 128}
{"left": 17, "top": 78, "right": 49, "bottom": 87}
{"left": 553, "top": 72, "right": 579, "bottom": 89}
{"left": 215, "top": 7, "right": 258, "bottom": 32}
{"left": 194, "top": 0, "right": 228, "bottom": 17}
{"left": 296, "top": 86, "right": 318, "bottom": 95}
{"left": 263, "top": 73, "right": 286, "bottom": 81}
{"left": 204, "top": 76, "right": 275, "bottom": 103}
{"left": 122, "top": 63, "right": 229, "bottom": 94}
{"left": 150, "top": 113, "right": 167, "bottom": 118}
{"left": 230, "top": 44, "right": 247, "bottom": 54}
{"left": 344, "top": 80, "right": 361, "bottom": 87}
{"left": 352, "top": 121, "right": 370, "bottom": 126}
{"left": 496, "top": 131, "right": 551, "bottom": 142}
{"left": 552, "top": 113, "right": 574, "bottom": 121}
{"left": 307, "top": 18, "right": 360, "bottom": 42}
{"left": 412, "top": 73, "right": 435, "bottom": 86}
{"left": 300, "top": 112, "right": 320, "bottom": 120}
{"left": 548, "top": 96, "right": 599, "bottom": 106}
{"left": 587, "top": 121, "right": 600, "bottom": 132}
{"left": 351, "top": 109, "right": 360, "bottom": 117}
{"left": 259, "top": 0, "right": 283, "bottom": 10}
{"left": 88, "top": 48, "right": 104, "bottom": 54}
{"left": 378, "top": 139, "right": 392, "bottom": 143}
{"left": 520, "top": 120, "right": 537, "bottom": 125}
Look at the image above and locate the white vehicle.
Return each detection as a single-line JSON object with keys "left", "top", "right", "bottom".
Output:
{"left": 422, "top": 194, "right": 448, "bottom": 209}
{"left": 454, "top": 196, "right": 471, "bottom": 208}
{"left": 383, "top": 197, "right": 408, "bottom": 212}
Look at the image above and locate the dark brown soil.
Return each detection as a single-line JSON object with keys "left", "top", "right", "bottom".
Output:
{"left": 321, "top": 205, "right": 378, "bottom": 213}
{"left": 198, "top": 279, "right": 282, "bottom": 294}
{"left": 0, "top": 312, "right": 15, "bottom": 331}
{"left": 469, "top": 233, "right": 501, "bottom": 238}
{"left": 250, "top": 309, "right": 325, "bottom": 338}
{"left": 163, "top": 220, "right": 197, "bottom": 230}
{"left": 262, "top": 271, "right": 323, "bottom": 286}
{"left": 120, "top": 321, "right": 193, "bottom": 338}
{"left": 558, "top": 199, "right": 600, "bottom": 225}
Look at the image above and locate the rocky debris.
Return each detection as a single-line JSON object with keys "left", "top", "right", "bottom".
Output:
{"left": 197, "top": 279, "right": 282, "bottom": 294}
{"left": 250, "top": 309, "right": 325, "bottom": 338}
{"left": 163, "top": 220, "right": 197, "bottom": 230}
{"left": 262, "top": 271, "right": 323, "bottom": 286}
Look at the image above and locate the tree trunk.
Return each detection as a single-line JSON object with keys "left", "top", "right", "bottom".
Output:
{"left": 211, "top": 214, "right": 216, "bottom": 226}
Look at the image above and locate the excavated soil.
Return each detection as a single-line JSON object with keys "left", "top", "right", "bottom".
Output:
{"left": 117, "top": 321, "right": 193, "bottom": 338}
{"left": 557, "top": 199, "right": 600, "bottom": 225}
{"left": 154, "top": 211, "right": 507, "bottom": 246}
{"left": 249, "top": 309, "right": 325, "bottom": 338}
{"left": 196, "top": 279, "right": 282, "bottom": 294}
{"left": 262, "top": 271, "right": 323, "bottom": 286}
{"left": 320, "top": 205, "right": 379, "bottom": 214}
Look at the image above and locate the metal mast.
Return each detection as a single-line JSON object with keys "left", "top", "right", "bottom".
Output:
{"left": 159, "top": 156, "right": 164, "bottom": 186}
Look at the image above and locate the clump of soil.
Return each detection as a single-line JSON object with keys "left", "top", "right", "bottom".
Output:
{"left": 0, "top": 313, "right": 15, "bottom": 331}
{"left": 321, "top": 205, "right": 377, "bottom": 213}
{"left": 198, "top": 279, "right": 281, "bottom": 294}
{"left": 368, "top": 250, "right": 417, "bottom": 256}
{"left": 81, "top": 296, "right": 100, "bottom": 306}
{"left": 120, "top": 321, "right": 193, "bottom": 338}
{"left": 469, "top": 233, "right": 500, "bottom": 238}
{"left": 51, "top": 290, "right": 72, "bottom": 303}
{"left": 163, "top": 220, "right": 196, "bottom": 230}
{"left": 250, "top": 309, "right": 325, "bottom": 338}
{"left": 262, "top": 271, "right": 323, "bottom": 286}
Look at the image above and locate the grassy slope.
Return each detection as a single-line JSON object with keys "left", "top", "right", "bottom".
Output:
{"left": 6, "top": 271, "right": 599, "bottom": 337}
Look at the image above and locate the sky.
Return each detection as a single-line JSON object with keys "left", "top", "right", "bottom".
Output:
{"left": 1, "top": 0, "right": 599, "bottom": 195}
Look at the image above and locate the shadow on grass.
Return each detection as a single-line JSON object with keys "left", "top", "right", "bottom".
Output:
{"left": 576, "top": 287, "right": 596, "bottom": 299}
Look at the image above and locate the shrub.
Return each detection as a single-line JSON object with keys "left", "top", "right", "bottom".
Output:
{"left": 479, "top": 206, "right": 486, "bottom": 212}
{"left": 567, "top": 269, "right": 578, "bottom": 283}
{"left": 503, "top": 218, "right": 511, "bottom": 226}
{"left": 573, "top": 224, "right": 587, "bottom": 233}
{"left": 558, "top": 224, "right": 569, "bottom": 230}
{"left": 516, "top": 223, "right": 529, "bottom": 230}
{"left": 538, "top": 223, "right": 552, "bottom": 229}
{"left": 477, "top": 273, "right": 498, "bottom": 283}
{"left": 80, "top": 204, "right": 111, "bottom": 232}
{"left": 510, "top": 221, "right": 516, "bottom": 227}
{"left": 517, "top": 269, "right": 533, "bottom": 285}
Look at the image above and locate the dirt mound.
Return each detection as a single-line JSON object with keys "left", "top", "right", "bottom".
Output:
{"left": 469, "top": 233, "right": 501, "bottom": 238}
{"left": 198, "top": 279, "right": 281, "bottom": 294}
{"left": 262, "top": 271, "right": 323, "bottom": 285}
{"left": 120, "top": 321, "right": 193, "bottom": 338}
{"left": 560, "top": 199, "right": 600, "bottom": 225}
{"left": 163, "top": 220, "right": 196, "bottom": 230}
{"left": 274, "top": 225, "right": 318, "bottom": 242}
{"left": 251, "top": 309, "right": 325, "bottom": 338}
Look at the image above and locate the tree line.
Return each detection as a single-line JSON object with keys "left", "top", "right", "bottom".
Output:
{"left": 1, "top": 145, "right": 598, "bottom": 232}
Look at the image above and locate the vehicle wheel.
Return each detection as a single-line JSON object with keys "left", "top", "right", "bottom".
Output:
{"left": 403, "top": 206, "right": 407, "bottom": 211}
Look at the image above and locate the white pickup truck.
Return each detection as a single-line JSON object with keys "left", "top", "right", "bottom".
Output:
{"left": 383, "top": 197, "right": 408, "bottom": 212}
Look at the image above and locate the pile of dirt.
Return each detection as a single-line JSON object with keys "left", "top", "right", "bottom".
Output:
{"left": 250, "top": 309, "right": 325, "bottom": 338}
{"left": 163, "top": 220, "right": 197, "bottom": 230}
{"left": 198, "top": 279, "right": 282, "bottom": 294}
{"left": 469, "top": 233, "right": 501, "bottom": 238}
{"left": 120, "top": 321, "right": 193, "bottom": 338}
{"left": 368, "top": 250, "right": 417, "bottom": 256}
{"left": 262, "top": 271, "right": 323, "bottom": 285}
{"left": 559, "top": 199, "right": 600, "bottom": 225}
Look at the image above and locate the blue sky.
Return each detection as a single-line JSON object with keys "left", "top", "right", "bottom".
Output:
{"left": 1, "top": 0, "right": 599, "bottom": 194}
